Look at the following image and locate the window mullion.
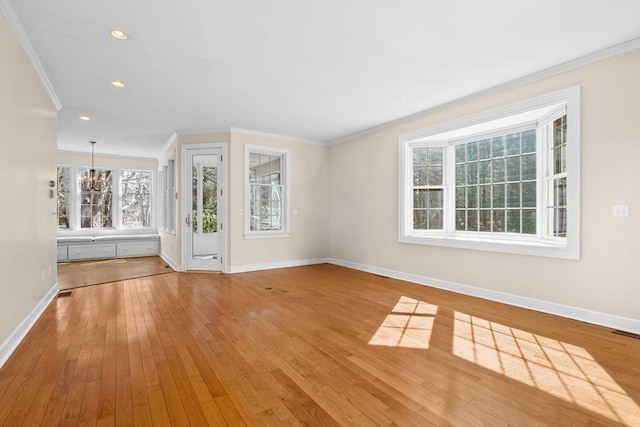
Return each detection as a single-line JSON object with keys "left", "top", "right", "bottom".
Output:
{"left": 537, "top": 126, "right": 546, "bottom": 240}
{"left": 114, "top": 167, "right": 121, "bottom": 229}
{"left": 72, "top": 165, "right": 80, "bottom": 230}
{"left": 404, "top": 143, "right": 413, "bottom": 236}
{"left": 445, "top": 144, "right": 456, "bottom": 233}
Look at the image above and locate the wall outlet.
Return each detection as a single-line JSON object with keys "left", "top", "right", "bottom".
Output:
{"left": 612, "top": 205, "right": 630, "bottom": 217}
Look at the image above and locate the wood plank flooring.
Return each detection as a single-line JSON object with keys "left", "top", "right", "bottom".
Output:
{"left": 57, "top": 256, "right": 173, "bottom": 289}
{"left": 1, "top": 264, "right": 638, "bottom": 426}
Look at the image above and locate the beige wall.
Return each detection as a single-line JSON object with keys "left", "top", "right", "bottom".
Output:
{"left": 157, "top": 130, "right": 330, "bottom": 270}
{"left": 157, "top": 132, "right": 230, "bottom": 268}
{"left": 329, "top": 50, "right": 640, "bottom": 321}
{"left": 228, "top": 130, "right": 329, "bottom": 267}
{"left": 0, "top": 12, "right": 58, "bottom": 352}
{"left": 157, "top": 135, "right": 180, "bottom": 266}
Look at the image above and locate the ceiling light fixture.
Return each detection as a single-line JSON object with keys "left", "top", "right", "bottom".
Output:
{"left": 111, "top": 80, "right": 126, "bottom": 88}
{"left": 109, "top": 29, "right": 128, "bottom": 40}
{"left": 79, "top": 115, "right": 91, "bottom": 121}
{"left": 81, "top": 141, "right": 105, "bottom": 192}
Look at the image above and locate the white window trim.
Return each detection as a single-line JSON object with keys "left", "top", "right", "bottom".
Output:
{"left": 161, "top": 156, "right": 176, "bottom": 236}
{"left": 57, "top": 164, "right": 156, "bottom": 234}
{"left": 78, "top": 165, "right": 116, "bottom": 230}
{"left": 158, "top": 167, "right": 165, "bottom": 232}
{"left": 399, "top": 86, "right": 580, "bottom": 259}
{"left": 57, "top": 164, "right": 74, "bottom": 230}
{"left": 244, "top": 144, "right": 291, "bottom": 239}
{"left": 119, "top": 168, "right": 155, "bottom": 229}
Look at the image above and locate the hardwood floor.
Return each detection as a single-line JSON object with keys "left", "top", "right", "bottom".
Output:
{"left": 57, "top": 256, "right": 173, "bottom": 289}
{"left": 1, "top": 264, "right": 638, "bottom": 426}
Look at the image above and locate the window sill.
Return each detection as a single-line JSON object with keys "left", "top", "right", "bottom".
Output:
{"left": 58, "top": 228, "right": 158, "bottom": 237}
{"left": 399, "top": 233, "right": 578, "bottom": 260}
{"left": 244, "top": 232, "right": 290, "bottom": 240}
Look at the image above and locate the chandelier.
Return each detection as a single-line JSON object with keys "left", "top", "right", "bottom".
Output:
{"left": 80, "top": 141, "right": 105, "bottom": 192}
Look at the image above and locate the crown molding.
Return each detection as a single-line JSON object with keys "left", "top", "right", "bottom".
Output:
{"left": 0, "top": 0, "right": 62, "bottom": 110}
{"left": 330, "top": 37, "right": 640, "bottom": 146}
{"left": 230, "top": 127, "right": 326, "bottom": 145}
{"left": 155, "top": 131, "right": 179, "bottom": 159}
{"left": 57, "top": 149, "right": 157, "bottom": 162}
{"left": 172, "top": 126, "right": 326, "bottom": 146}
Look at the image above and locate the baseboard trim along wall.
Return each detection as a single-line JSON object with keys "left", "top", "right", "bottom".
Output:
{"left": 226, "top": 258, "right": 327, "bottom": 274}
{"left": 159, "top": 252, "right": 183, "bottom": 272}
{"left": 326, "top": 258, "right": 640, "bottom": 335}
{"left": 0, "top": 283, "right": 60, "bottom": 369}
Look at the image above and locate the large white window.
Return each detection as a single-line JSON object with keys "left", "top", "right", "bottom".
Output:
{"left": 244, "top": 145, "right": 290, "bottom": 238}
{"left": 56, "top": 165, "right": 155, "bottom": 231}
{"left": 399, "top": 87, "right": 580, "bottom": 259}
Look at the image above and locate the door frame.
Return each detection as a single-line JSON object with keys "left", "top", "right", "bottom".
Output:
{"left": 181, "top": 142, "right": 227, "bottom": 272}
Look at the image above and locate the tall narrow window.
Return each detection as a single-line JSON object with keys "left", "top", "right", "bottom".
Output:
{"left": 121, "top": 170, "right": 152, "bottom": 228}
{"left": 57, "top": 166, "right": 71, "bottom": 229}
{"left": 80, "top": 168, "right": 113, "bottom": 228}
{"left": 162, "top": 158, "right": 175, "bottom": 234}
{"left": 158, "top": 168, "right": 165, "bottom": 231}
{"left": 244, "top": 145, "right": 290, "bottom": 237}
{"left": 546, "top": 115, "right": 567, "bottom": 237}
{"left": 192, "top": 164, "right": 218, "bottom": 233}
{"left": 412, "top": 147, "right": 444, "bottom": 230}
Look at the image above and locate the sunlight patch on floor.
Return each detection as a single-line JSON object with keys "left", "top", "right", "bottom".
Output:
{"left": 452, "top": 311, "right": 640, "bottom": 425}
{"left": 368, "top": 296, "right": 437, "bottom": 349}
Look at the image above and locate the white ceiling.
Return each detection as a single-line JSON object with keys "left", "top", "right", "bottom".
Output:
{"left": 6, "top": 1, "right": 640, "bottom": 158}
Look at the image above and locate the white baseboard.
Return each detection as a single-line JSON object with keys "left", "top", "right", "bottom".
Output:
{"left": 0, "top": 283, "right": 60, "bottom": 369}
{"left": 159, "top": 252, "right": 183, "bottom": 272}
{"left": 327, "top": 258, "right": 640, "bottom": 335}
{"left": 226, "top": 258, "right": 328, "bottom": 274}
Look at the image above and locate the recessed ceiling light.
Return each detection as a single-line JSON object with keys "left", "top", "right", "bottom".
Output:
{"left": 109, "top": 29, "right": 128, "bottom": 40}
{"left": 79, "top": 116, "right": 91, "bottom": 121}
{"left": 111, "top": 80, "right": 126, "bottom": 88}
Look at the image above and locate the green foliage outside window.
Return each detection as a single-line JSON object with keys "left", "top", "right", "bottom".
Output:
{"left": 192, "top": 210, "right": 217, "bottom": 233}
{"left": 192, "top": 165, "right": 218, "bottom": 233}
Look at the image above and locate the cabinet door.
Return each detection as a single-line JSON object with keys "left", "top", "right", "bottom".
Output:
{"left": 116, "top": 241, "right": 159, "bottom": 257}
{"left": 68, "top": 244, "right": 116, "bottom": 260}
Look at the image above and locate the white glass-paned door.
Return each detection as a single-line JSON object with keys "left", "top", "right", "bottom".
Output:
{"left": 186, "top": 149, "right": 222, "bottom": 271}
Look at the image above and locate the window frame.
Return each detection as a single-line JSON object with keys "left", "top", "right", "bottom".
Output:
{"left": 158, "top": 166, "right": 165, "bottom": 231}
{"left": 120, "top": 169, "right": 153, "bottom": 229}
{"left": 398, "top": 86, "right": 580, "bottom": 259}
{"left": 56, "top": 164, "right": 156, "bottom": 232}
{"left": 57, "top": 165, "right": 72, "bottom": 230}
{"left": 79, "top": 167, "right": 114, "bottom": 229}
{"left": 243, "top": 144, "right": 291, "bottom": 239}
{"left": 159, "top": 157, "right": 176, "bottom": 235}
